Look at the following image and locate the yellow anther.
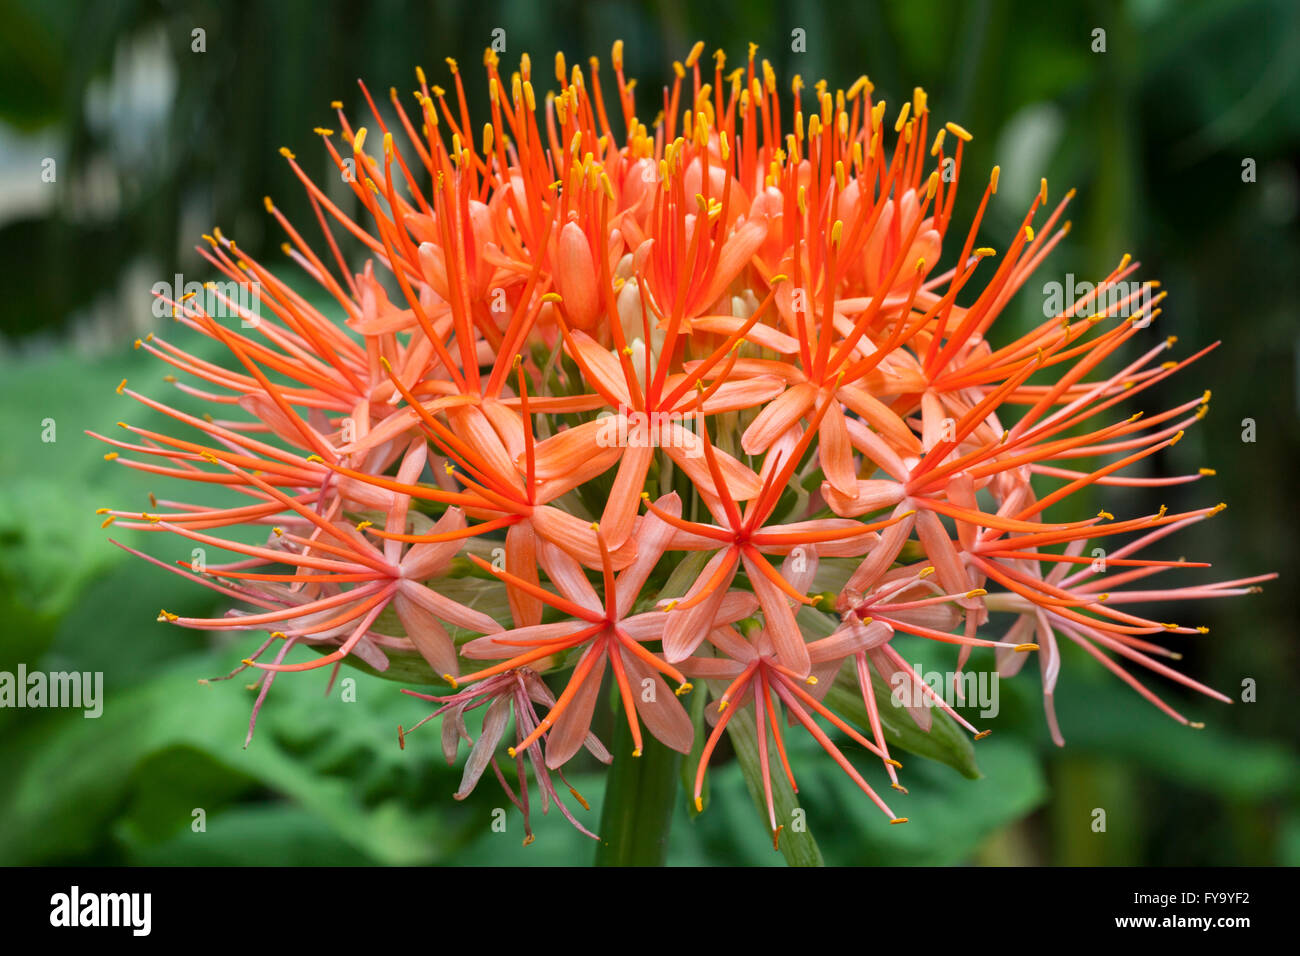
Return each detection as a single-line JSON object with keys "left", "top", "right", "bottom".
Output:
{"left": 945, "top": 121, "right": 972, "bottom": 141}
{"left": 894, "top": 101, "right": 910, "bottom": 132}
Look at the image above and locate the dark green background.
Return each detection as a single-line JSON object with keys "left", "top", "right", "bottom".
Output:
{"left": 1, "top": 0, "right": 1296, "bottom": 865}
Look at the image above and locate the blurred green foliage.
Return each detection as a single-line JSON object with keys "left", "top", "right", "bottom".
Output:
{"left": 1, "top": 0, "right": 1297, "bottom": 865}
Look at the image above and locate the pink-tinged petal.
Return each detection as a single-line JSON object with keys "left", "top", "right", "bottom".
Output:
{"left": 341, "top": 394, "right": 471, "bottom": 457}
{"left": 523, "top": 671, "right": 612, "bottom": 765}
{"left": 563, "top": 331, "right": 633, "bottom": 406}
{"left": 705, "top": 624, "right": 759, "bottom": 661}
{"left": 995, "top": 616, "right": 1036, "bottom": 677}
{"left": 810, "top": 619, "right": 893, "bottom": 663}
{"left": 1036, "top": 609, "right": 1065, "bottom": 746}
{"left": 545, "top": 649, "right": 609, "bottom": 768}
{"left": 441, "top": 705, "right": 468, "bottom": 764}
{"left": 393, "top": 590, "right": 459, "bottom": 677}
{"left": 915, "top": 509, "right": 974, "bottom": 600}
{"left": 532, "top": 506, "right": 638, "bottom": 570}
{"left": 555, "top": 221, "right": 601, "bottom": 330}
{"left": 842, "top": 416, "right": 910, "bottom": 481}
{"left": 696, "top": 376, "right": 786, "bottom": 413}
{"left": 480, "top": 398, "right": 526, "bottom": 462}
{"left": 347, "top": 634, "right": 392, "bottom": 671}
{"left": 445, "top": 404, "right": 524, "bottom": 492}
{"left": 802, "top": 659, "right": 846, "bottom": 702}
{"left": 837, "top": 385, "right": 923, "bottom": 456}
{"left": 715, "top": 590, "right": 760, "bottom": 623}
{"left": 756, "top": 518, "right": 879, "bottom": 557}
{"left": 668, "top": 525, "right": 726, "bottom": 550}
{"left": 678, "top": 655, "right": 746, "bottom": 680}
{"left": 741, "top": 382, "right": 816, "bottom": 455}
{"left": 621, "top": 649, "right": 694, "bottom": 753}
{"left": 920, "top": 390, "right": 949, "bottom": 453}
{"left": 454, "top": 696, "right": 512, "bottom": 798}
{"left": 506, "top": 521, "right": 543, "bottom": 626}
{"left": 400, "top": 508, "right": 468, "bottom": 580}
{"left": 863, "top": 198, "right": 896, "bottom": 288}
{"left": 818, "top": 404, "right": 858, "bottom": 497}
{"left": 781, "top": 545, "right": 819, "bottom": 595}
{"left": 397, "top": 578, "right": 501, "bottom": 635}
{"left": 870, "top": 647, "right": 932, "bottom": 732}
{"left": 537, "top": 537, "right": 602, "bottom": 614}
{"left": 887, "top": 602, "right": 962, "bottom": 633}
{"left": 946, "top": 471, "right": 980, "bottom": 551}
{"left": 822, "top": 478, "right": 906, "bottom": 518}
{"left": 526, "top": 418, "right": 619, "bottom": 481}
{"left": 238, "top": 393, "right": 330, "bottom": 454}
{"left": 616, "top": 492, "right": 681, "bottom": 613}
{"left": 683, "top": 356, "right": 806, "bottom": 384}
{"left": 462, "top": 621, "right": 585, "bottom": 659}
{"left": 384, "top": 439, "right": 429, "bottom": 564}
{"left": 601, "top": 440, "right": 655, "bottom": 551}
{"left": 689, "top": 316, "right": 799, "bottom": 354}
{"left": 619, "top": 611, "right": 669, "bottom": 643}
{"left": 742, "top": 551, "right": 811, "bottom": 677}
{"left": 662, "top": 549, "right": 741, "bottom": 662}
{"left": 535, "top": 447, "right": 624, "bottom": 501}
{"left": 846, "top": 505, "right": 916, "bottom": 595}
{"left": 663, "top": 426, "right": 762, "bottom": 501}
{"left": 698, "top": 217, "right": 768, "bottom": 310}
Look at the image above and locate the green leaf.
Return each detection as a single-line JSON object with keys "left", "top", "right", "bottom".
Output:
{"left": 0, "top": 647, "right": 475, "bottom": 865}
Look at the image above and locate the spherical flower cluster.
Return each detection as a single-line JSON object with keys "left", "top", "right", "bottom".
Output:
{"left": 95, "top": 41, "right": 1273, "bottom": 848}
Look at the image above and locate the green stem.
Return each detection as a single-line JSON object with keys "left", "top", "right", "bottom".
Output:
{"left": 593, "top": 702, "right": 683, "bottom": 866}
